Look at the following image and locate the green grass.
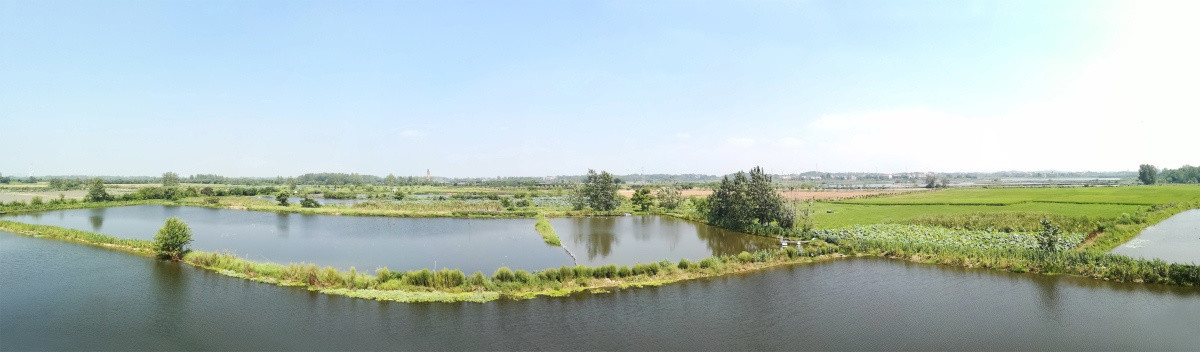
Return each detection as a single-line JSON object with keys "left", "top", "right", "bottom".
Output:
{"left": 810, "top": 202, "right": 1143, "bottom": 229}
{"left": 835, "top": 185, "right": 1200, "bottom": 206}
{"left": 535, "top": 215, "right": 561, "bottom": 246}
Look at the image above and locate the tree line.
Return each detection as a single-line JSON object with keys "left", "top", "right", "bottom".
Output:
{"left": 1139, "top": 164, "right": 1199, "bottom": 185}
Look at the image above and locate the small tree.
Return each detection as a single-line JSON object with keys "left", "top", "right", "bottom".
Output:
{"left": 924, "top": 174, "right": 938, "bottom": 189}
{"left": 162, "top": 172, "right": 180, "bottom": 187}
{"left": 576, "top": 169, "right": 620, "bottom": 211}
{"left": 300, "top": 196, "right": 320, "bottom": 208}
{"left": 153, "top": 217, "right": 193, "bottom": 260}
{"left": 1138, "top": 164, "right": 1157, "bottom": 185}
{"left": 85, "top": 178, "right": 112, "bottom": 202}
{"left": 630, "top": 188, "right": 654, "bottom": 211}
{"left": 276, "top": 191, "right": 290, "bottom": 206}
{"left": 656, "top": 185, "right": 684, "bottom": 210}
{"left": 200, "top": 186, "right": 214, "bottom": 196}
{"left": 1038, "top": 220, "right": 1061, "bottom": 252}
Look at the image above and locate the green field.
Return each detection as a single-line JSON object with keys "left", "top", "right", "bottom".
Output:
{"left": 808, "top": 185, "right": 1200, "bottom": 236}
{"left": 811, "top": 202, "right": 1144, "bottom": 229}
{"left": 833, "top": 185, "right": 1200, "bottom": 205}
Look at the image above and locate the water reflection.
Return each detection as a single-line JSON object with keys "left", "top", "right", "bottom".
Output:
{"left": 88, "top": 208, "right": 106, "bottom": 231}
{"left": 1036, "top": 276, "right": 1062, "bottom": 320}
{"left": 276, "top": 213, "right": 290, "bottom": 237}
{"left": 554, "top": 216, "right": 778, "bottom": 266}
{"left": 571, "top": 217, "right": 618, "bottom": 259}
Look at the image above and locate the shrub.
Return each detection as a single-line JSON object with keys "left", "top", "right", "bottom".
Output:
{"left": 736, "top": 251, "right": 753, "bottom": 263}
{"left": 513, "top": 270, "right": 533, "bottom": 283}
{"left": 492, "top": 267, "right": 515, "bottom": 282}
{"left": 402, "top": 269, "right": 433, "bottom": 287}
{"left": 153, "top": 217, "right": 194, "bottom": 260}
{"left": 677, "top": 259, "right": 692, "bottom": 270}
{"left": 432, "top": 269, "right": 466, "bottom": 288}
{"left": 376, "top": 267, "right": 395, "bottom": 281}
{"left": 300, "top": 197, "right": 320, "bottom": 208}
{"left": 467, "top": 271, "right": 488, "bottom": 287}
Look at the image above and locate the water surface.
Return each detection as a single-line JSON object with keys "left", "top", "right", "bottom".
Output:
{"left": 1112, "top": 209, "right": 1200, "bottom": 264}
{"left": 1, "top": 206, "right": 770, "bottom": 272}
{"left": 3, "top": 232, "right": 1197, "bottom": 351}
{"left": 552, "top": 216, "right": 778, "bottom": 266}
{"left": 3, "top": 205, "right": 567, "bottom": 273}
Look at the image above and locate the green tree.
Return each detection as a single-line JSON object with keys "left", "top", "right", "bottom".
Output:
{"left": 276, "top": 191, "right": 290, "bottom": 206}
{"left": 630, "top": 188, "right": 654, "bottom": 211}
{"left": 707, "top": 166, "right": 793, "bottom": 230}
{"left": 1038, "top": 220, "right": 1061, "bottom": 252}
{"left": 286, "top": 177, "right": 297, "bottom": 191}
{"left": 84, "top": 178, "right": 112, "bottom": 202}
{"left": 153, "top": 217, "right": 194, "bottom": 260}
{"left": 1138, "top": 164, "right": 1158, "bottom": 185}
{"left": 576, "top": 169, "right": 620, "bottom": 211}
{"left": 162, "top": 172, "right": 180, "bottom": 187}
{"left": 656, "top": 186, "right": 684, "bottom": 210}
{"left": 300, "top": 196, "right": 320, "bottom": 208}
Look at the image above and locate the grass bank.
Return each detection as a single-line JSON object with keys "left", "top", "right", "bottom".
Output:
{"left": 3, "top": 220, "right": 1196, "bottom": 306}
{"left": 535, "top": 215, "right": 561, "bottom": 246}
{"left": 0, "top": 220, "right": 155, "bottom": 256}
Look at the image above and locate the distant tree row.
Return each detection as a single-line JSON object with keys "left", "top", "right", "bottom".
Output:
{"left": 1139, "top": 164, "right": 1199, "bottom": 184}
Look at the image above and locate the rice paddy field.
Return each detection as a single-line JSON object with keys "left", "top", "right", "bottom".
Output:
{"left": 810, "top": 185, "right": 1200, "bottom": 231}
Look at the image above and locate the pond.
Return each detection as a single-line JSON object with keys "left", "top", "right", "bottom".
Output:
{"left": 3, "top": 232, "right": 1197, "bottom": 351}
{"left": 552, "top": 216, "right": 778, "bottom": 266}
{"left": 1, "top": 206, "right": 772, "bottom": 273}
{"left": 1111, "top": 209, "right": 1200, "bottom": 264}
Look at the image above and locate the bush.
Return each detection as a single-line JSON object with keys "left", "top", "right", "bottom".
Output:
{"left": 736, "top": 251, "right": 753, "bottom": 263}
{"left": 300, "top": 197, "right": 320, "bottom": 208}
{"left": 432, "top": 269, "right": 466, "bottom": 288}
{"left": 513, "top": 270, "right": 534, "bottom": 283}
{"left": 492, "top": 267, "right": 515, "bottom": 282}
{"left": 153, "top": 217, "right": 194, "bottom": 260}
{"left": 677, "top": 259, "right": 692, "bottom": 270}
{"left": 467, "top": 271, "right": 488, "bottom": 287}
{"left": 402, "top": 269, "right": 433, "bottom": 287}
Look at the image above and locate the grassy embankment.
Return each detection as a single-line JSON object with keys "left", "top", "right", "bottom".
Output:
{"left": 3, "top": 214, "right": 1197, "bottom": 305}
{"left": 535, "top": 215, "right": 561, "bottom": 246}
{"left": 0, "top": 219, "right": 847, "bottom": 302}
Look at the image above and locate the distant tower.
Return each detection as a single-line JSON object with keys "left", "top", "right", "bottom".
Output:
{"left": 426, "top": 169, "right": 431, "bottom": 181}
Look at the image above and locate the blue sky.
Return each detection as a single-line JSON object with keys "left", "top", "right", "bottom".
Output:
{"left": 2, "top": 1, "right": 1196, "bottom": 177}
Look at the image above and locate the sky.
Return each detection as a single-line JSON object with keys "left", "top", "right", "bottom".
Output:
{"left": 2, "top": 0, "right": 1196, "bottom": 177}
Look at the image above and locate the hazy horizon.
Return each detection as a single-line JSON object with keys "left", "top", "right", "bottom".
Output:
{"left": 3, "top": 1, "right": 1197, "bottom": 177}
{"left": 0, "top": 168, "right": 1144, "bottom": 180}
